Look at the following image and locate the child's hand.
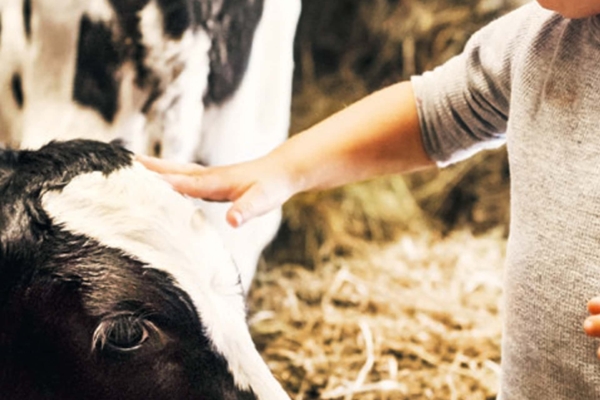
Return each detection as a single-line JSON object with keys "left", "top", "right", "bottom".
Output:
{"left": 136, "top": 155, "right": 298, "bottom": 228}
{"left": 584, "top": 297, "right": 600, "bottom": 359}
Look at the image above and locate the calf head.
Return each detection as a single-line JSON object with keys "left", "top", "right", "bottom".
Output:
{"left": 0, "top": 140, "right": 288, "bottom": 400}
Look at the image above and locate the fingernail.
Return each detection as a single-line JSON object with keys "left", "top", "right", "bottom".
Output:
{"left": 230, "top": 211, "right": 243, "bottom": 227}
{"left": 584, "top": 318, "right": 594, "bottom": 333}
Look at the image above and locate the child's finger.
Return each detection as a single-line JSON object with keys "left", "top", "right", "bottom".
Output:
{"left": 227, "top": 187, "right": 270, "bottom": 227}
{"left": 227, "top": 184, "right": 284, "bottom": 228}
{"left": 226, "top": 208, "right": 245, "bottom": 228}
{"left": 584, "top": 315, "right": 600, "bottom": 336}
{"left": 136, "top": 154, "right": 204, "bottom": 174}
{"left": 163, "top": 172, "right": 235, "bottom": 201}
{"left": 588, "top": 297, "right": 600, "bottom": 315}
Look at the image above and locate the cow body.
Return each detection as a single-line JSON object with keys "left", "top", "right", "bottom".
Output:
{"left": 0, "top": 140, "right": 289, "bottom": 399}
{"left": 0, "top": 0, "right": 300, "bottom": 291}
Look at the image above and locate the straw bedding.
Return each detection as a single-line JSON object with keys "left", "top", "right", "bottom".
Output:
{"left": 250, "top": 229, "right": 505, "bottom": 399}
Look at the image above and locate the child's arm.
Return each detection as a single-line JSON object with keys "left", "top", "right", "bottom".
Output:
{"left": 138, "top": 81, "right": 435, "bottom": 227}
{"left": 584, "top": 297, "right": 600, "bottom": 358}
{"left": 140, "top": 3, "right": 544, "bottom": 228}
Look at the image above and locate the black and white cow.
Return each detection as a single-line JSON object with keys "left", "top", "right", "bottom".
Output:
{"left": 0, "top": 0, "right": 300, "bottom": 291}
{"left": 0, "top": 139, "right": 289, "bottom": 399}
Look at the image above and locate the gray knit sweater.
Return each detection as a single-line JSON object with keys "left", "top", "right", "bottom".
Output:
{"left": 412, "top": 2, "right": 600, "bottom": 399}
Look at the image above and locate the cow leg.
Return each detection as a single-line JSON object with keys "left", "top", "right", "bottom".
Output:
{"left": 137, "top": 2, "right": 212, "bottom": 161}
{"left": 196, "top": 0, "right": 301, "bottom": 292}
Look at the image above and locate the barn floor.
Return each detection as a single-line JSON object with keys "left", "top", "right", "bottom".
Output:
{"left": 249, "top": 228, "right": 506, "bottom": 400}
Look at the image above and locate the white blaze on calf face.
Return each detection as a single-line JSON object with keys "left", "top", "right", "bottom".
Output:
{"left": 41, "top": 162, "right": 289, "bottom": 400}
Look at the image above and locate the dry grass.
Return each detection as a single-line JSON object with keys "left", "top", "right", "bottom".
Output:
{"left": 250, "top": 229, "right": 506, "bottom": 399}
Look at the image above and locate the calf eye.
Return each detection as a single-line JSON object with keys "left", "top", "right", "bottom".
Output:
{"left": 93, "top": 315, "right": 151, "bottom": 353}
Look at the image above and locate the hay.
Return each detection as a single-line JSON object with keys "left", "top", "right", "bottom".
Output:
{"left": 251, "top": 229, "right": 506, "bottom": 399}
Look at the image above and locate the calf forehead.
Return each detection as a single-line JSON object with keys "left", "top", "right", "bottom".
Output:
{"left": 0, "top": 140, "right": 131, "bottom": 275}
{"left": 40, "top": 161, "right": 246, "bottom": 303}
{"left": 2, "top": 232, "right": 199, "bottom": 339}
{"left": 0, "top": 141, "right": 161, "bottom": 332}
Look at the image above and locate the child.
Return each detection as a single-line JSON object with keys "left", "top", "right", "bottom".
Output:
{"left": 140, "top": 1, "right": 600, "bottom": 398}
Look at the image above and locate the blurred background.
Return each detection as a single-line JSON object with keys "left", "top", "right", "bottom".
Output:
{"left": 249, "top": 1, "right": 527, "bottom": 399}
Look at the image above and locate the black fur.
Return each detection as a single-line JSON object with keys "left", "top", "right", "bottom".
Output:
{"left": 73, "top": 16, "right": 122, "bottom": 123}
{"left": 156, "top": 0, "right": 194, "bottom": 38}
{"left": 23, "top": 0, "right": 31, "bottom": 39}
{"left": 205, "top": 0, "right": 264, "bottom": 105}
{"left": 107, "top": 0, "right": 152, "bottom": 88}
{"left": 11, "top": 73, "right": 24, "bottom": 109}
{"left": 0, "top": 140, "right": 257, "bottom": 399}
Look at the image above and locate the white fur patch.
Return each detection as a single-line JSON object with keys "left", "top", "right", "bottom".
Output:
{"left": 41, "top": 162, "right": 289, "bottom": 400}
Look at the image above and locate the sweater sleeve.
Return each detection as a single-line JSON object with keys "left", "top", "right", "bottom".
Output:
{"left": 411, "top": 2, "right": 539, "bottom": 166}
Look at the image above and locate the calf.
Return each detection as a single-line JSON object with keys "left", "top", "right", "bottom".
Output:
{"left": 0, "top": 140, "right": 289, "bottom": 400}
{"left": 0, "top": 0, "right": 300, "bottom": 291}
